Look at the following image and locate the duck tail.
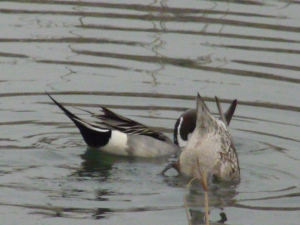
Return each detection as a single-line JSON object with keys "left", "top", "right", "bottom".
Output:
{"left": 196, "top": 93, "right": 215, "bottom": 129}
{"left": 46, "top": 93, "right": 111, "bottom": 148}
{"left": 224, "top": 99, "right": 237, "bottom": 126}
{"left": 215, "top": 96, "right": 227, "bottom": 127}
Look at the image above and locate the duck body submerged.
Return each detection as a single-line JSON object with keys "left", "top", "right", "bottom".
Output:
{"left": 178, "top": 94, "right": 240, "bottom": 180}
{"left": 48, "top": 92, "right": 239, "bottom": 171}
{"left": 47, "top": 93, "right": 179, "bottom": 157}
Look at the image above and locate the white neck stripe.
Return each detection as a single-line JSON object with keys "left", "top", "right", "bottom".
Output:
{"left": 177, "top": 117, "right": 187, "bottom": 148}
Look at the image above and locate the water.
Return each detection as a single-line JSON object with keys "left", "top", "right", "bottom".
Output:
{"left": 0, "top": 0, "right": 299, "bottom": 224}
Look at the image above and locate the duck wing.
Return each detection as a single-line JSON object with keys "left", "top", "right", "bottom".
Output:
{"left": 91, "top": 107, "right": 170, "bottom": 142}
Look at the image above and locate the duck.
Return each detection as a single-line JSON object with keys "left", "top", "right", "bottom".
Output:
{"left": 173, "top": 98, "right": 237, "bottom": 148}
{"left": 47, "top": 93, "right": 182, "bottom": 157}
{"left": 163, "top": 93, "right": 240, "bottom": 180}
{"left": 47, "top": 93, "right": 237, "bottom": 159}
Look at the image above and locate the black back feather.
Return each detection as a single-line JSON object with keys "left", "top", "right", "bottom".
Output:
{"left": 93, "top": 106, "right": 170, "bottom": 142}
{"left": 47, "top": 93, "right": 111, "bottom": 148}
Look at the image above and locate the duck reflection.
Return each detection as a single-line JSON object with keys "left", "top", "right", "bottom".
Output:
{"left": 93, "top": 207, "right": 113, "bottom": 220}
{"left": 165, "top": 177, "right": 238, "bottom": 225}
{"left": 189, "top": 209, "right": 227, "bottom": 224}
{"left": 77, "top": 148, "right": 119, "bottom": 179}
{"left": 185, "top": 181, "right": 238, "bottom": 225}
{"left": 76, "top": 148, "right": 167, "bottom": 180}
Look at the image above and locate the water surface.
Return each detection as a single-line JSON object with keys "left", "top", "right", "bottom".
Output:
{"left": 0, "top": 0, "right": 300, "bottom": 224}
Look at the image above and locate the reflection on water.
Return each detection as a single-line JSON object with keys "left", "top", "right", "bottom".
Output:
{"left": 78, "top": 149, "right": 115, "bottom": 179}
{"left": 0, "top": 0, "right": 300, "bottom": 224}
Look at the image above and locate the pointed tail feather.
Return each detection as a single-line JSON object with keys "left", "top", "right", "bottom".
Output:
{"left": 224, "top": 99, "right": 237, "bottom": 126}
{"left": 47, "top": 93, "right": 111, "bottom": 147}
{"left": 215, "top": 97, "right": 237, "bottom": 126}
{"left": 215, "top": 96, "right": 227, "bottom": 127}
{"left": 47, "top": 93, "right": 80, "bottom": 122}
{"left": 196, "top": 93, "right": 210, "bottom": 114}
{"left": 196, "top": 93, "right": 215, "bottom": 128}
{"left": 196, "top": 93, "right": 211, "bottom": 114}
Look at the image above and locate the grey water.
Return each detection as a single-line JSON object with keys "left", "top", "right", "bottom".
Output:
{"left": 0, "top": 0, "right": 299, "bottom": 224}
